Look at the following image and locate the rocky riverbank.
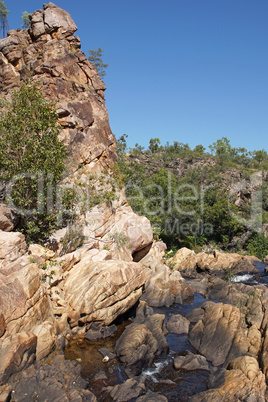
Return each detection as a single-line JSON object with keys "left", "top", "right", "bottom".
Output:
{"left": 0, "top": 3, "right": 268, "bottom": 401}
{"left": 1, "top": 228, "right": 268, "bottom": 401}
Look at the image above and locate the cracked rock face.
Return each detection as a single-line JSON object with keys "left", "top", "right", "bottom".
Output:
{"left": 0, "top": 2, "right": 116, "bottom": 171}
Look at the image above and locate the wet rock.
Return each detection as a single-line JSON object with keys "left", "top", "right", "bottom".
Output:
{"left": 136, "top": 392, "right": 168, "bottom": 401}
{"left": 187, "top": 306, "right": 205, "bottom": 324}
{"left": 85, "top": 324, "right": 117, "bottom": 341}
{"left": 98, "top": 347, "right": 116, "bottom": 360}
{"left": 166, "top": 314, "right": 190, "bottom": 334}
{"left": 188, "top": 277, "right": 208, "bottom": 297}
{"left": 94, "top": 370, "right": 108, "bottom": 381}
{"left": 174, "top": 351, "right": 210, "bottom": 371}
{"left": 106, "top": 376, "right": 146, "bottom": 401}
{"left": 8, "top": 353, "right": 96, "bottom": 401}
{"left": 115, "top": 301, "right": 168, "bottom": 370}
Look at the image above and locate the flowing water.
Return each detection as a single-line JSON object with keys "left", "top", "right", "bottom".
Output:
{"left": 64, "top": 262, "right": 268, "bottom": 400}
{"left": 64, "top": 294, "right": 213, "bottom": 400}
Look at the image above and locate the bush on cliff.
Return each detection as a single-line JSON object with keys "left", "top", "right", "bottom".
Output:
{"left": 0, "top": 82, "right": 67, "bottom": 242}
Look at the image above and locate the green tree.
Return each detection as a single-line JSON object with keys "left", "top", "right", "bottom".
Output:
{"left": 0, "top": 83, "right": 67, "bottom": 242}
{"left": 116, "top": 134, "right": 128, "bottom": 155}
{"left": 194, "top": 144, "right": 206, "bottom": 155}
{"left": 0, "top": 1, "right": 9, "bottom": 38}
{"left": 88, "top": 48, "right": 108, "bottom": 78}
{"left": 209, "top": 137, "right": 235, "bottom": 168}
{"left": 253, "top": 149, "right": 268, "bottom": 166}
{"left": 149, "top": 138, "right": 160, "bottom": 153}
{"left": 21, "top": 11, "right": 30, "bottom": 29}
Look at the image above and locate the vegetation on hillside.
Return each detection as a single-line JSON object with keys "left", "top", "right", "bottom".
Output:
{"left": 117, "top": 135, "right": 268, "bottom": 258}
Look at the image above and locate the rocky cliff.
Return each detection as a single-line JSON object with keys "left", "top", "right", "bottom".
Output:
{"left": 0, "top": 2, "right": 191, "bottom": 390}
{"left": 0, "top": 2, "right": 116, "bottom": 170}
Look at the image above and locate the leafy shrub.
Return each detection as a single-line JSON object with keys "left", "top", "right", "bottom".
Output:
{"left": 0, "top": 82, "right": 66, "bottom": 242}
{"left": 245, "top": 233, "right": 268, "bottom": 260}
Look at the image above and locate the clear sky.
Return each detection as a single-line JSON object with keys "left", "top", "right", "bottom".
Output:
{"left": 5, "top": 0, "right": 268, "bottom": 152}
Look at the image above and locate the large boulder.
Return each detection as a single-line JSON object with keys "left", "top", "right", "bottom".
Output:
{"left": 141, "top": 263, "right": 193, "bottom": 307}
{"left": 0, "top": 231, "right": 27, "bottom": 267}
{"left": 0, "top": 204, "right": 18, "bottom": 232}
{"left": 43, "top": 2, "right": 78, "bottom": 35}
{"left": 106, "top": 377, "right": 146, "bottom": 401}
{"left": 139, "top": 243, "right": 193, "bottom": 307}
{"left": 98, "top": 209, "right": 154, "bottom": 261}
{"left": 167, "top": 247, "right": 196, "bottom": 274}
{"left": 0, "top": 255, "right": 56, "bottom": 361}
{"left": 63, "top": 260, "right": 146, "bottom": 327}
{"left": 166, "top": 314, "right": 190, "bottom": 335}
{"left": 30, "top": 3, "right": 77, "bottom": 39}
{"left": 197, "top": 250, "right": 259, "bottom": 275}
{"left": 174, "top": 351, "right": 210, "bottom": 372}
{"left": 0, "top": 256, "right": 54, "bottom": 335}
{"left": 189, "top": 301, "right": 250, "bottom": 367}
{"left": 170, "top": 248, "right": 259, "bottom": 277}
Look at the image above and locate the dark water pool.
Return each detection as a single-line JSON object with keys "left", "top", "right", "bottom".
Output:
{"left": 64, "top": 293, "right": 214, "bottom": 400}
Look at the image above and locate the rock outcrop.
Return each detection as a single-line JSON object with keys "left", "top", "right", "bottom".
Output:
{"left": 188, "top": 301, "right": 262, "bottom": 368}
{"left": 191, "top": 356, "right": 266, "bottom": 401}
{"left": 0, "top": 2, "right": 116, "bottom": 172}
{"left": 169, "top": 247, "right": 259, "bottom": 277}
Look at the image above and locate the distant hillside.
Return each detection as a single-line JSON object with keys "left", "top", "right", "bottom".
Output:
{"left": 117, "top": 136, "right": 268, "bottom": 258}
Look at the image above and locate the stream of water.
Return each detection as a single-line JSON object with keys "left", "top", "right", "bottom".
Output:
{"left": 64, "top": 262, "right": 268, "bottom": 400}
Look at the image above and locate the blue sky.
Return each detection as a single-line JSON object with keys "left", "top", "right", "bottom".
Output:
{"left": 6, "top": 0, "right": 268, "bottom": 152}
